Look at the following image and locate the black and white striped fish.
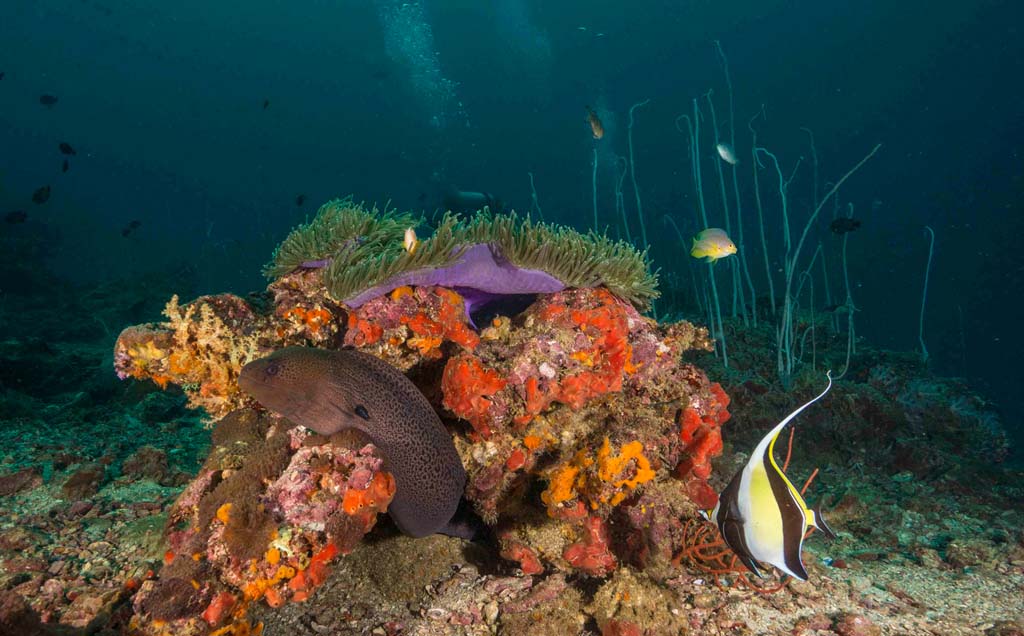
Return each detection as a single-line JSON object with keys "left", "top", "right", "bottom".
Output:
{"left": 702, "top": 372, "right": 837, "bottom": 580}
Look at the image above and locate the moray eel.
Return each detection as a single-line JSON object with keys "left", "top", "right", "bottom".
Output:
{"left": 238, "top": 346, "right": 466, "bottom": 538}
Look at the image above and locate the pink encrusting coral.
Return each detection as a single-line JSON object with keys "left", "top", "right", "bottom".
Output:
{"left": 129, "top": 410, "right": 395, "bottom": 635}
{"left": 346, "top": 285, "right": 481, "bottom": 369}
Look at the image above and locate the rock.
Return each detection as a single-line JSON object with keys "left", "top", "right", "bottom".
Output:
{"left": 59, "top": 588, "right": 119, "bottom": 628}
{"left": 834, "top": 613, "right": 881, "bottom": 636}
{"left": 62, "top": 464, "right": 105, "bottom": 500}
{"left": 121, "top": 446, "right": 170, "bottom": 484}
{"left": 914, "top": 547, "right": 943, "bottom": 568}
{"left": 0, "top": 526, "right": 44, "bottom": 551}
{"left": 0, "top": 467, "right": 41, "bottom": 497}
{"left": 68, "top": 500, "right": 94, "bottom": 517}
{"left": 986, "top": 620, "right": 1024, "bottom": 636}
{"left": 793, "top": 613, "right": 832, "bottom": 633}
{"left": 945, "top": 539, "right": 995, "bottom": 569}
{"left": 0, "top": 589, "right": 48, "bottom": 636}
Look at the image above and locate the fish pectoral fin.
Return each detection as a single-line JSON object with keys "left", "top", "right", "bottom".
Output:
{"left": 738, "top": 553, "right": 765, "bottom": 578}
{"left": 812, "top": 503, "right": 837, "bottom": 540}
{"left": 720, "top": 518, "right": 762, "bottom": 577}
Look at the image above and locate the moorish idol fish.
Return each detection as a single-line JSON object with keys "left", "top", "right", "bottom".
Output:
{"left": 702, "top": 372, "right": 836, "bottom": 580}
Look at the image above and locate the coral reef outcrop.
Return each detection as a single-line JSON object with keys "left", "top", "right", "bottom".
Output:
{"left": 112, "top": 201, "right": 736, "bottom": 632}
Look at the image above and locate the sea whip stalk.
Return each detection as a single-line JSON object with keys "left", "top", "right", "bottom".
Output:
{"left": 919, "top": 226, "right": 935, "bottom": 363}
{"left": 627, "top": 99, "right": 651, "bottom": 251}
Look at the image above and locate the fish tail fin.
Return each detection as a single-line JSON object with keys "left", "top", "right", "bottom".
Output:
{"left": 811, "top": 503, "right": 837, "bottom": 540}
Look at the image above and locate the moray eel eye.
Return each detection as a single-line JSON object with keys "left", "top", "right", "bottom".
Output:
{"left": 354, "top": 405, "right": 370, "bottom": 420}
{"left": 265, "top": 362, "right": 281, "bottom": 377}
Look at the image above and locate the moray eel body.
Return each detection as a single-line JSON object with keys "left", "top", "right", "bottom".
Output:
{"left": 238, "top": 346, "right": 466, "bottom": 538}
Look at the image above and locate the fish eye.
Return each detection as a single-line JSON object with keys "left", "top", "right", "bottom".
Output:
{"left": 265, "top": 362, "right": 281, "bottom": 377}
{"left": 354, "top": 405, "right": 370, "bottom": 420}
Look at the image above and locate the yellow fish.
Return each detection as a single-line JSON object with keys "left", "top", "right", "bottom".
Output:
{"left": 690, "top": 228, "right": 737, "bottom": 262}
{"left": 404, "top": 227, "right": 418, "bottom": 254}
{"left": 702, "top": 372, "right": 836, "bottom": 580}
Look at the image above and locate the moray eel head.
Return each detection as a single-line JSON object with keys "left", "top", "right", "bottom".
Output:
{"left": 238, "top": 346, "right": 467, "bottom": 538}
{"left": 238, "top": 346, "right": 348, "bottom": 434}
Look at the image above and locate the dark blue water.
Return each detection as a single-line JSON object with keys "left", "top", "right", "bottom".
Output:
{"left": 2, "top": 0, "right": 1021, "bottom": 448}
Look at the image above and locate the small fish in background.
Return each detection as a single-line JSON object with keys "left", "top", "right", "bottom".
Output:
{"left": 5, "top": 210, "right": 27, "bottom": 224}
{"left": 830, "top": 218, "right": 862, "bottom": 234}
{"left": 295, "top": 194, "right": 306, "bottom": 207}
{"left": 585, "top": 106, "right": 604, "bottom": 140}
{"left": 690, "top": 227, "right": 737, "bottom": 263}
{"left": 121, "top": 219, "right": 141, "bottom": 237}
{"left": 32, "top": 186, "right": 51, "bottom": 204}
{"left": 262, "top": 99, "right": 270, "bottom": 110}
{"left": 59, "top": 142, "right": 76, "bottom": 155}
{"left": 403, "top": 227, "right": 418, "bottom": 254}
{"left": 39, "top": 94, "right": 58, "bottom": 107}
{"left": 371, "top": 68, "right": 391, "bottom": 81}
{"left": 716, "top": 142, "right": 739, "bottom": 165}
{"left": 821, "top": 303, "right": 849, "bottom": 314}
{"left": 701, "top": 372, "right": 837, "bottom": 581}
{"left": 62, "top": 159, "right": 69, "bottom": 173}
{"left": 442, "top": 188, "right": 505, "bottom": 214}
{"left": 0, "top": 72, "right": 5, "bottom": 80}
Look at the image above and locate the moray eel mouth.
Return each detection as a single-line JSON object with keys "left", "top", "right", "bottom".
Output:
{"left": 238, "top": 354, "right": 310, "bottom": 425}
